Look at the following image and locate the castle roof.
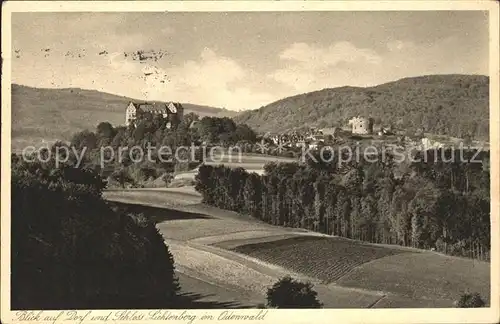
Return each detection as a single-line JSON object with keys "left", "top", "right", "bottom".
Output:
{"left": 128, "top": 101, "right": 163, "bottom": 112}
{"left": 320, "top": 127, "right": 339, "bottom": 135}
{"left": 128, "top": 101, "right": 183, "bottom": 113}
{"left": 165, "top": 101, "right": 184, "bottom": 113}
{"left": 166, "top": 102, "right": 183, "bottom": 109}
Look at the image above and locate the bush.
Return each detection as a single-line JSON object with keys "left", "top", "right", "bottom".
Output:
{"left": 266, "top": 276, "right": 322, "bottom": 308}
{"left": 11, "top": 155, "right": 180, "bottom": 309}
{"left": 455, "top": 292, "right": 486, "bottom": 308}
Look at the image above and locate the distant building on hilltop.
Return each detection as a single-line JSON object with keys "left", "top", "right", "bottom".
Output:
{"left": 125, "top": 101, "right": 184, "bottom": 127}
{"left": 348, "top": 116, "right": 374, "bottom": 135}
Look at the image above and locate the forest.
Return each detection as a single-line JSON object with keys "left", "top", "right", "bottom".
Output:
{"left": 235, "top": 74, "right": 489, "bottom": 140}
{"left": 195, "top": 147, "right": 491, "bottom": 260}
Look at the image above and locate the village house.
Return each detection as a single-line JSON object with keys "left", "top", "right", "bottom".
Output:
{"left": 125, "top": 101, "right": 184, "bottom": 128}
{"left": 308, "top": 141, "right": 322, "bottom": 150}
{"left": 319, "top": 127, "right": 341, "bottom": 138}
{"left": 421, "top": 137, "right": 444, "bottom": 150}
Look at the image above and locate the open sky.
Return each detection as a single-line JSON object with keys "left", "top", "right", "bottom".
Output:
{"left": 12, "top": 11, "right": 489, "bottom": 111}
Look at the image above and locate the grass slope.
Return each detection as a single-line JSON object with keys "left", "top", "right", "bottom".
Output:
{"left": 234, "top": 74, "right": 489, "bottom": 140}
{"left": 336, "top": 252, "right": 490, "bottom": 303}
{"left": 103, "top": 189, "right": 202, "bottom": 209}
{"left": 174, "top": 153, "right": 297, "bottom": 180}
{"left": 11, "top": 84, "right": 237, "bottom": 150}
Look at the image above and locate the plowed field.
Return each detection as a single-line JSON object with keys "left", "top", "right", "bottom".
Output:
{"left": 231, "top": 236, "right": 405, "bottom": 283}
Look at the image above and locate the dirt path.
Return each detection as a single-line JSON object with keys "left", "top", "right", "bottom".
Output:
{"left": 176, "top": 272, "right": 263, "bottom": 308}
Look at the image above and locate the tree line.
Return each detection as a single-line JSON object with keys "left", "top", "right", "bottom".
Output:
{"left": 195, "top": 148, "right": 490, "bottom": 260}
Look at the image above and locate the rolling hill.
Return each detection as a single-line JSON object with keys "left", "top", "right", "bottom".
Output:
{"left": 234, "top": 74, "right": 489, "bottom": 140}
{"left": 10, "top": 84, "right": 237, "bottom": 151}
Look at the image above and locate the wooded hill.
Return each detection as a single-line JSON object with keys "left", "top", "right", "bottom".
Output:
{"left": 234, "top": 74, "right": 489, "bottom": 140}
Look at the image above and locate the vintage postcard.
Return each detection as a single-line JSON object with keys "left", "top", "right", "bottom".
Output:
{"left": 1, "top": 1, "right": 499, "bottom": 323}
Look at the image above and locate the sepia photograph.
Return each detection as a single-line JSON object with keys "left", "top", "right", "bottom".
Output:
{"left": 1, "top": 1, "right": 499, "bottom": 323}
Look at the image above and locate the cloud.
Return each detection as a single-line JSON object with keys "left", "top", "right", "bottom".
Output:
{"left": 12, "top": 44, "right": 277, "bottom": 110}
{"left": 269, "top": 41, "right": 382, "bottom": 91}
{"left": 108, "top": 52, "right": 138, "bottom": 74}
{"left": 175, "top": 47, "right": 246, "bottom": 88}
{"left": 382, "top": 36, "right": 488, "bottom": 76}
{"left": 269, "top": 36, "right": 488, "bottom": 94}
{"left": 280, "top": 41, "right": 382, "bottom": 65}
{"left": 12, "top": 12, "right": 488, "bottom": 113}
{"left": 12, "top": 29, "right": 487, "bottom": 112}
{"left": 161, "top": 26, "right": 175, "bottom": 35}
{"left": 387, "top": 40, "right": 415, "bottom": 52}
{"left": 138, "top": 48, "right": 276, "bottom": 110}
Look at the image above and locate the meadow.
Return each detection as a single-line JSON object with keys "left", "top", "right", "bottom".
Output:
{"left": 336, "top": 252, "right": 490, "bottom": 301}
{"left": 103, "top": 187, "right": 202, "bottom": 208}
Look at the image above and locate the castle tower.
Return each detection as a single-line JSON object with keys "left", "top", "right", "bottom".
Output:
{"left": 349, "top": 116, "right": 374, "bottom": 135}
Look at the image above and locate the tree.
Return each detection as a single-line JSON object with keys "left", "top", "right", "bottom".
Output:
{"left": 96, "top": 121, "right": 115, "bottom": 140}
{"left": 195, "top": 165, "right": 214, "bottom": 203}
{"left": 266, "top": 276, "right": 322, "bottom": 308}
{"left": 408, "top": 183, "right": 442, "bottom": 248}
{"left": 183, "top": 112, "right": 200, "bottom": 128}
{"left": 70, "top": 130, "right": 98, "bottom": 151}
{"left": 111, "top": 127, "right": 127, "bottom": 149}
{"left": 234, "top": 124, "right": 257, "bottom": 143}
{"left": 323, "top": 180, "right": 339, "bottom": 235}
{"left": 111, "top": 168, "right": 134, "bottom": 188}
{"left": 313, "top": 177, "right": 327, "bottom": 233}
{"left": 376, "top": 177, "right": 395, "bottom": 244}
{"left": 455, "top": 292, "right": 486, "bottom": 308}
{"left": 243, "top": 173, "right": 262, "bottom": 217}
{"left": 227, "top": 167, "right": 248, "bottom": 210}
{"left": 334, "top": 187, "right": 351, "bottom": 237}
{"left": 133, "top": 120, "right": 148, "bottom": 142}
{"left": 197, "top": 117, "right": 220, "bottom": 143}
{"left": 389, "top": 187, "right": 411, "bottom": 246}
{"left": 360, "top": 194, "right": 377, "bottom": 242}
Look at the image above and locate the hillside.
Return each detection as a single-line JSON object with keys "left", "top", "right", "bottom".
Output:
{"left": 234, "top": 74, "right": 489, "bottom": 140}
{"left": 11, "top": 84, "right": 237, "bottom": 150}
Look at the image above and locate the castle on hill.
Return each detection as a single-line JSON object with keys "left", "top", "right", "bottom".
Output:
{"left": 125, "top": 101, "right": 184, "bottom": 128}
{"left": 348, "top": 116, "right": 374, "bottom": 135}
